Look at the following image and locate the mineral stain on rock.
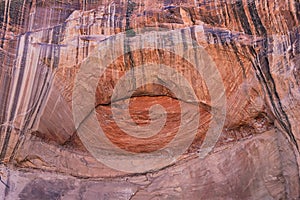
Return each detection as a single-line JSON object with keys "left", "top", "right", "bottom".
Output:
{"left": 0, "top": 0, "right": 299, "bottom": 199}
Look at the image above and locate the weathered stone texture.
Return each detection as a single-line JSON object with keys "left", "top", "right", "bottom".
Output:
{"left": 0, "top": 0, "right": 299, "bottom": 199}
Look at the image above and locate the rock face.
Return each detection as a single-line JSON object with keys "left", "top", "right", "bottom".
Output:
{"left": 0, "top": 0, "right": 299, "bottom": 199}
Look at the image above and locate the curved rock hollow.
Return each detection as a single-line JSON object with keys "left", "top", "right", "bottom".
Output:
{"left": 0, "top": 0, "right": 299, "bottom": 199}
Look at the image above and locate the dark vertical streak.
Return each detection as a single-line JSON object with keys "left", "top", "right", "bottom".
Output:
{"left": 246, "top": 1, "right": 298, "bottom": 150}
{"left": 248, "top": 45, "right": 298, "bottom": 150}
{"left": 247, "top": 0, "right": 267, "bottom": 36}
{"left": 124, "top": 0, "right": 136, "bottom": 70}
{"left": 0, "top": 72, "right": 12, "bottom": 125}
{"left": 0, "top": 0, "right": 10, "bottom": 48}
{"left": 0, "top": 32, "right": 29, "bottom": 160}
{"left": 233, "top": 1, "right": 253, "bottom": 35}
{"left": 9, "top": 52, "right": 49, "bottom": 161}
{"left": 29, "top": 73, "right": 52, "bottom": 130}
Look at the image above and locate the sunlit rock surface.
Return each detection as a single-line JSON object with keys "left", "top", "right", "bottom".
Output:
{"left": 0, "top": 0, "right": 299, "bottom": 199}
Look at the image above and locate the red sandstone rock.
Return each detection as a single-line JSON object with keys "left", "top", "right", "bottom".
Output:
{"left": 0, "top": 0, "right": 299, "bottom": 199}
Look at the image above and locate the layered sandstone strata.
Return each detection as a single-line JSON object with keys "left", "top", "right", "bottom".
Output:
{"left": 0, "top": 0, "right": 299, "bottom": 199}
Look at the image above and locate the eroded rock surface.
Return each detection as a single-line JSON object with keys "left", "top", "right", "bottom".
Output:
{"left": 0, "top": 0, "right": 299, "bottom": 199}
